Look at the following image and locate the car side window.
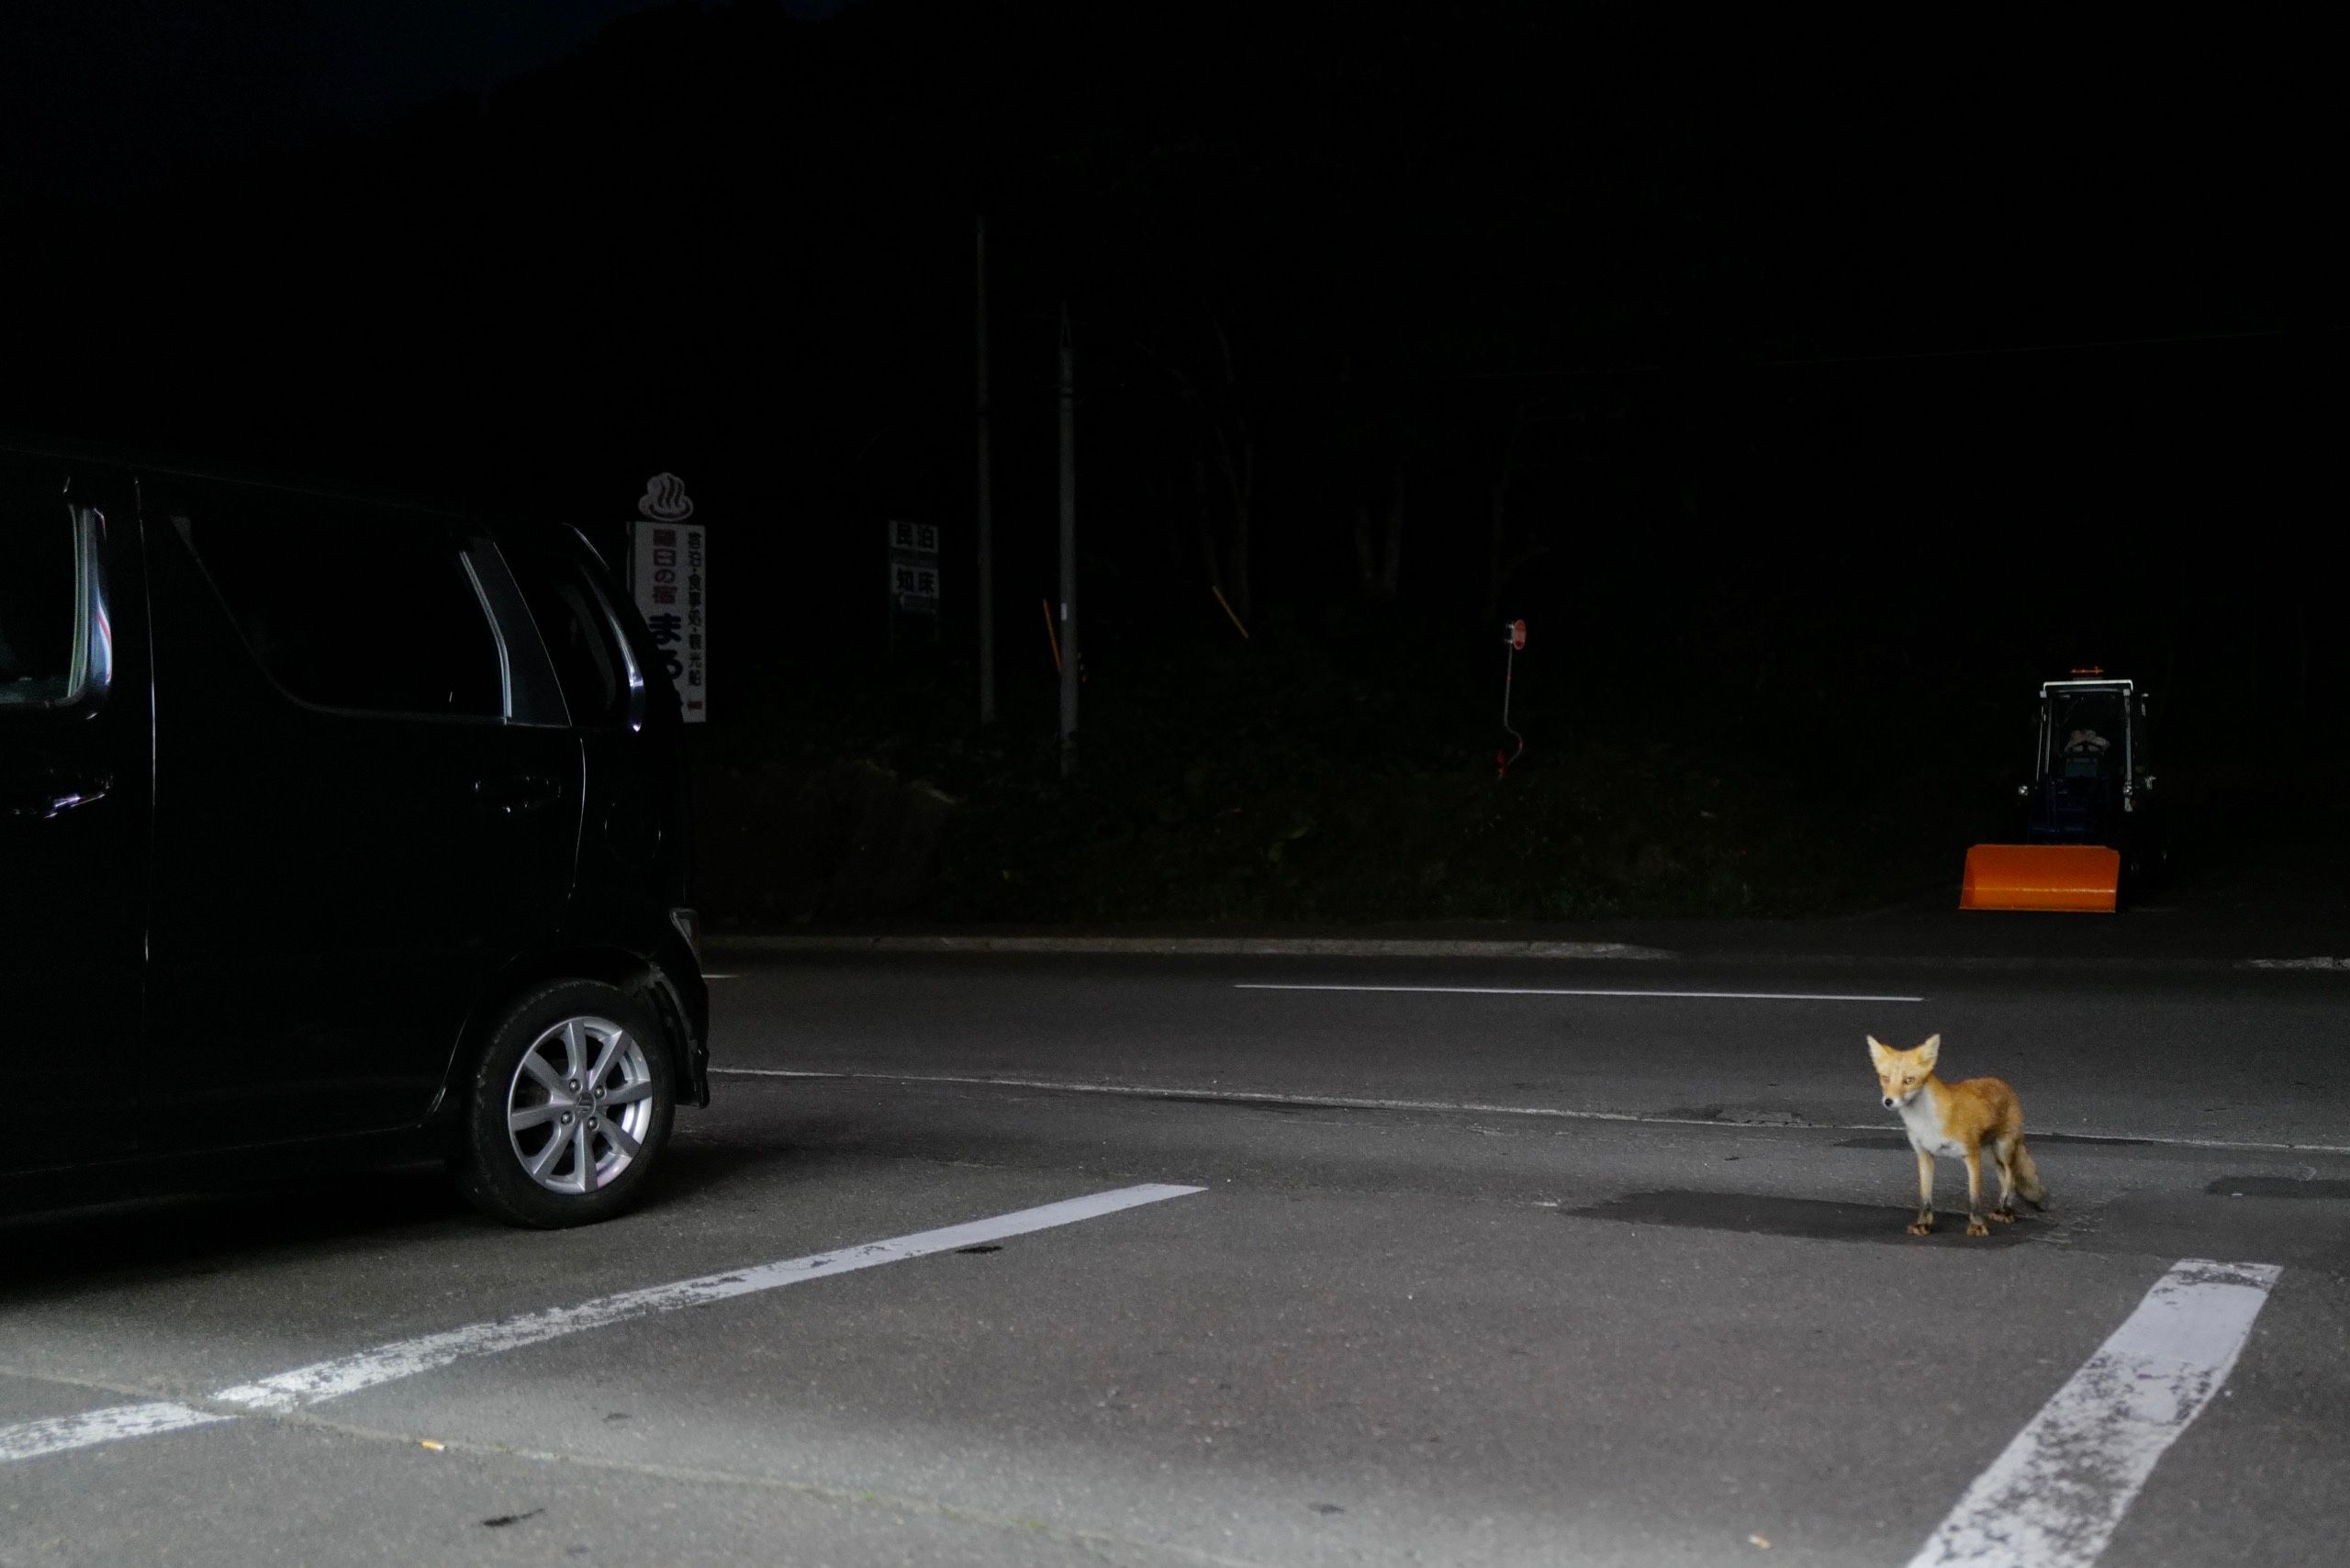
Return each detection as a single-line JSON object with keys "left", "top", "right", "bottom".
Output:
{"left": 502, "top": 534, "right": 635, "bottom": 727}
{"left": 179, "top": 514, "right": 505, "bottom": 720}
{"left": 0, "top": 497, "right": 91, "bottom": 710}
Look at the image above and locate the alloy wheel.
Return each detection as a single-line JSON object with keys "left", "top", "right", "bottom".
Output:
{"left": 504, "top": 1014, "right": 658, "bottom": 1195}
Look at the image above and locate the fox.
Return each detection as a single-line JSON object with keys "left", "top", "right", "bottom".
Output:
{"left": 1867, "top": 1034, "right": 2048, "bottom": 1237}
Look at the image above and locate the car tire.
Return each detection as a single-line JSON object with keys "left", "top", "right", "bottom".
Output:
{"left": 453, "top": 980, "right": 676, "bottom": 1228}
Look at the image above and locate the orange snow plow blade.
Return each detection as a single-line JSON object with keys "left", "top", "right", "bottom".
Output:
{"left": 1960, "top": 844, "right": 2121, "bottom": 913}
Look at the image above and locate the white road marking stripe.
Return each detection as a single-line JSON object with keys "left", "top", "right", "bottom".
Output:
{"left": 1907, "top": 1258, "right": 2281, "bottom": 1568}
{"left": 1233, "top": 982, "right": 1926, "bottom": 1002}
{"left": 712, "top": 1069, "right": 2350, "bottom": 1155}
{"left": 211, "top": 1182, "right": 1199, "bottom": 1414}
{"left": 720, "top": 1066, "right": 1674, "bottom": 1123}
{"left": 709, "top": 934, "right": 1673, "bottom": 960}
{"left": 0, "top": 1401, "right": 232, "bottom": 1464}
{"left": 0, "top": 1183, "right": 1200, "bottom": 1464}
{"left": 702, "top": 971, "right": 740, "bottom": 980}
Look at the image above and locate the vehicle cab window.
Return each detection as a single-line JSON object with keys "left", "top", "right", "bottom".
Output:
{"left": 179, "top": 515, "right": 504, "bottom": 719}
{"left": 0, "top": 497, "right": 96, "bottom": 710}
{"left": 502, "top": 533, "right": 641, "bottom": 728}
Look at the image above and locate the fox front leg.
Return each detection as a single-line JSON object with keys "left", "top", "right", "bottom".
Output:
{"left": 1963, "top": 1148, "right": 1990, "bottom": 1237}
{"left": 1908, "top": 1148, "right": 1935, "bottom": 1235}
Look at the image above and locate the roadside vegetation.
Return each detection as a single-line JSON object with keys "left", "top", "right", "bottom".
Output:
{"left": 693, "top": 612, "right": 2015, "bottom": 926}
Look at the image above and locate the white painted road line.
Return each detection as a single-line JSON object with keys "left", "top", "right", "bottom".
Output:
{"left": 711, "top": 1070, "right": 2350, "bottom": 1156}
{"left": 209, "top": 1183, "right": 1200, "bottom": 1414}
{"left": 0, "top": 1183, "right": 1201, "bottom": 1465}
{"left": 1907, "top": 1258, "right": 2282, "bottom": 1568}
{"left": 719, "top": 1066, "right": 1676, "bottom": 1124}
{"left": 0, "top": 1400, "right": 232, "bottom": 1465}
{"left": 1234, "top": 982, "right": 1926, "bottom": 1003}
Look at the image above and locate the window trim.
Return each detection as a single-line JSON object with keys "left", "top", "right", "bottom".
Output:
{"left": 497, "top": 529, "right": 647, "bottom": 734}
{"left": 174, "top": 513, "right": 512, "bottom": 726}
{"left": 462, "top": 536, "right": 570, "bottom": 728}
{"left": 1, "top": 505, "right": 112, "bottom": 717}
{"left": 575, "top": 543, "right": 649, "bottom": 734}
{"left": 457, "top": 551, "right": 515, "bottom": 720}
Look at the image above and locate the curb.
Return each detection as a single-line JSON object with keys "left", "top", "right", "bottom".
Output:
{"left": 700, "top": 933, "right": 2350, "bottom": 973}
{"left": 704, "top": 935, "right": 1676, "bottom": 961}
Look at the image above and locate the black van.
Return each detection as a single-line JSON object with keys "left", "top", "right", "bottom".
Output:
{"left": 0, "top": 446, "right": 707, "bottom": 1226}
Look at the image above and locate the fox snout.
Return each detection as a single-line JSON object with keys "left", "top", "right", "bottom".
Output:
{"left": 1882, "top": 1094, "right": 1897, "bottom": 1109}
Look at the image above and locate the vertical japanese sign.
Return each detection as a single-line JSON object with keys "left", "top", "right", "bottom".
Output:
{"left": 888, "top": 519, "right": 941, "bottom": 612}
{"left": 630, "top": 473, "right": 707, "bottom": 722}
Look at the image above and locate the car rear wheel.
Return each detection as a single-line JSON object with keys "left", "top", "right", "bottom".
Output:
{"left": 454, "top": 980, "right": 676, "bottom": 1227}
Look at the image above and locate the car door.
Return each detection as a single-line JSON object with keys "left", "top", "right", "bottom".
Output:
{"left": 497, "top": 524, "right": 688, "bottom": 935}
{"left": 142, "top": 488, "right": 582, "bottom": 1150}
{"left": 0, "top": 464, "right": 149, "bottom": 1170}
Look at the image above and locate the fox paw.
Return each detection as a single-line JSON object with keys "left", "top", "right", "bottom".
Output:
{"left": 1989, "top": 1208, "right": 2018, "bottom": 1224}
{"left": 1907, "top": 1219, "right": 1933, "bottom": 1236}
{"left": 1965, "top": 1219, "right": 1991, "bottom": 1238}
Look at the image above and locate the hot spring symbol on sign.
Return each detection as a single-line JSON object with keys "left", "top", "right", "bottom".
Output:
{"left": 638, "top": 473, "right": 694, "bottom": 522}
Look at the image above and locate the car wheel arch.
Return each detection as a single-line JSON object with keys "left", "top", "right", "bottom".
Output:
{"left": 432, "top": 944, "right": 705, "bottom": 1139}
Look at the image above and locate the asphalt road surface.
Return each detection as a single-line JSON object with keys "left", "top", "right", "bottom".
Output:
{"left": 6, "top": 943, "right": 2349, "bottom": 1566}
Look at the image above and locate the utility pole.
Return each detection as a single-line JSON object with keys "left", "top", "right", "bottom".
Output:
{"left": 1057, "top": 303, "right": 1079, "bottom": 778}
{"left": 975, "top": 216, "right": 997, "bottom": 726}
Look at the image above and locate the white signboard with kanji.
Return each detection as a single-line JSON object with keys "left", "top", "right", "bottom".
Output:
{"left": 629, "top": 473, "right": 706, "bottom": 722}
{"left": 887, "top": 518, "right": 940, "bottom": 613}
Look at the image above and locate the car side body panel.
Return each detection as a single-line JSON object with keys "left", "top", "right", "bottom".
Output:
{"left": 0, "top": 444, "right": 705, "bottom": 1209}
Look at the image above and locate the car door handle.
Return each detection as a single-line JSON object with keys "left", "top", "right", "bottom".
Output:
{"left": 473, "top": 773, "right": 559, "bottom": 814}
{"left": 1, "top": 771, "right": 113, "bottom": 819}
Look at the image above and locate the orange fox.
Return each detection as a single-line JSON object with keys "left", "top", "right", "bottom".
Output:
{"left": 1867, "top": 1034, "right": 2049, "bottom": 1237}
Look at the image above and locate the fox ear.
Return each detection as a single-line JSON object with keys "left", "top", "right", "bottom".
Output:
{"left": 1866, "top": 1036, "right": 1893, "bottom": 1066}
{"left": 1916, "top": 1034, "right": 1942, "bottom": 1070}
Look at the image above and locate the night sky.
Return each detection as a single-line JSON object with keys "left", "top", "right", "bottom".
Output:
{"left": 2, "top": 1, "right": 856, "bottom": 200}
{"left": 3, "top": 1, "right": 2342, "bottom": 924}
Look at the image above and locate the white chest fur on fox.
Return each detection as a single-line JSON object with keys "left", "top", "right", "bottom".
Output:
{"left": 1894, "top": 1093, "right": 1967, "bottom": 1159}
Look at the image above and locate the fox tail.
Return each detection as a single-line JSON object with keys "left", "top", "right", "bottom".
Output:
{"left": 2010, "top": 1139, "right": 2050, "bottom": 1208}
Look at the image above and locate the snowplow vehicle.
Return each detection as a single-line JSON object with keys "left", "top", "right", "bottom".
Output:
{"left": 1961, "top": 675, "right": 2165, "bottom": 913}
